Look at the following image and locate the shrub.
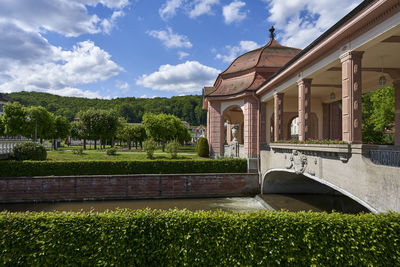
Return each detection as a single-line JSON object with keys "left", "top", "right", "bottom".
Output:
{"left": 72, "top": 148, "right": 84, "bottom": 155}
{"left": 106, "top": 148, "right": 117, "bottom": 156}
{"left": 165, "top": 140, "right": 179, "bottom": 159}
{"left": 11, "top": 142, "right": 47, "bottom": 161}
{"left": 0, "top": 159, "right": 247, "bottom": 177}
{"left": 196, "top": 137, "right": 209, "bottom": 157}
{"left": 143, "top": 139, "right": 157, "bottom": 159}
{"left": 0, "top": 210, "right": 399, "bottom": 266}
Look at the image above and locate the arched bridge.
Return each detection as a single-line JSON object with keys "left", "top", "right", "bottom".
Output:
{"left": 260, "top": 144, "right": 400, "bottom": 213}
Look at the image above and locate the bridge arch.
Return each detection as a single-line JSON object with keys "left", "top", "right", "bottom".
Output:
{"left": 261, "top": 169, "right": 378, "bottom": 213}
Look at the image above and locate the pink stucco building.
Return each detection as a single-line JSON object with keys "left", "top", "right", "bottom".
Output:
{"left": 203, "top": 0, "right": 400, "bottom": 160}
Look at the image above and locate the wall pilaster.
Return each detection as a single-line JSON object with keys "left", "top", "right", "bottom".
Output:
{"left": 394, "top": 80, "right": 400, "bottom": 146}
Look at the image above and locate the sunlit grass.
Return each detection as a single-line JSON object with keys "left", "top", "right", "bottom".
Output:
{"left": 47, "top": 149, "right": 203, "bottom": 161}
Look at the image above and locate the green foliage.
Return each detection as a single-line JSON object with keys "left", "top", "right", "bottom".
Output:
{"left": 6, "top": 91, "right": 207, "bottom": 125}
{"left": 2, "top": 102, "right": 28, "bottom": 136}
{"left": 0, "top": 159, "right": 246, "bottom": 177}
{"left": 142, "top": 113, "right": 191, "bottom": 148}
{"left": 165, "top": 140, "right": 180, "bottom": 159}
{"left": 72, "top": 148, "right": 84, "bottom": 155}
{"left": 11, "top": 142, "right": 47, "bottom": 161}
{"left": 26, "top": 106, "right": 56, "bottom": 140}
{"left": 78, "top": 109, "right": 121, "bottom": 148}
{"left": 117, "top": 123, "right": 146, "bottom": 149}
{"left": 0, "top": 116, "right": 4, "bottom": 136}
{"left": 106, "top": 148, "right": 117, "bottom": 156}
{"left": 362, "top": 86, "right": 395, "bottom": 144}
{"left": 54, "top": 115, "right": 71, "bottom": 140}
{"left": 142, "top": 139, "right": 157, "bottom": 159}
{"left": 196, "top": 137, "right": 209, "bottom": 157}
{"left": 0, "top": 210, "right": 399, "bottom": 266}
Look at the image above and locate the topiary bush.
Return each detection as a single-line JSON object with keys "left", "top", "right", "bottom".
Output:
{"left": 165, "top": 140, "right": 179, "bottom": 159}
{"left": 196, "top": 137, "right": 209, "bottom": 157}
{"left": 11, "top": 142, "right": 47, "bottom": 161}
{"left": 143, "top": 139, "right": 157, "bottom": 159}
{"left": 106, "top": 148, "right": 117, "bottom": 156}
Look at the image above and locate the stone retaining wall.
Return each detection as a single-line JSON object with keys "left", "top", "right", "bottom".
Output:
{"left": 0, "top": 173, "right": 259, "bottom": 203}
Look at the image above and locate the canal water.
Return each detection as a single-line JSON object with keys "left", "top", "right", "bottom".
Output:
{"left": 0, "top": 194, "right": 369, "bottom": 214}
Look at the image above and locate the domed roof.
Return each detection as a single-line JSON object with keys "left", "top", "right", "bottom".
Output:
{"left": 205, "top": 28, "right": 301, "bottom": 97}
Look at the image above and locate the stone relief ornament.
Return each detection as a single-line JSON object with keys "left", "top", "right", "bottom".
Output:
{"left": 287, "top": 150, "right": 308, "bottom": 174}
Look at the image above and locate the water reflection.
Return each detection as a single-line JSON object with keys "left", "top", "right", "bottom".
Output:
{"left": 259, "top": 194, "right": 370, "bottom": 214}
{"left": 0, "top": 197, "right": 265, "bottom": 213}
{"left": 0, "top": 194, "right": 370, "bottom": 214}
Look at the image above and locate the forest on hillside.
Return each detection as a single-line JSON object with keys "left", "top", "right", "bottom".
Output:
{"left": 5, "top": 92, "right": 207, "bottom": 126}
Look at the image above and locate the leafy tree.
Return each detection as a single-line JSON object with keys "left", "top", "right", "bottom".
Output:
{"left": 78, "top": 109, "right": 121, "bottom": 149}
{"left": 362, "top": 86, "right": 394, "bottom": 144}
{"left": 52, "top": 115, "right": 71, "bottom": 149}
{"left": 26, "top": 106, "right": 56, "bottom": 142}
{"left": 3, "top": 102, "right": 28, "bottom": 137}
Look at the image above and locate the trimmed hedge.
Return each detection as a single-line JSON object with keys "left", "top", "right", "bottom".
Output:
{"left": 0, "top": 159, "right": 247, "bottom": 177}
{"left": 0, "top": 210, "right": 399, "bottom": 266}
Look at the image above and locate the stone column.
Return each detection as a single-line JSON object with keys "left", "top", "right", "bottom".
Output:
{"left": 394, "top": 80, "right": 400, "bottom": 146}
{"left": 274, "top": 93, "right": 284, "bottom": 141}
{"left": 244, "top": 96, "right": 259, "bottom": 158}
{"left": 340, "top": 51, "right": 364, "bottom": 143}
{"left": 226, "top": 123, "right": 232, "bottom": 144}
{"left": 208, "top": 101, "right": 223, "bottom": 157}
{"left": 260, "top": 102, "right": 267, "bottom": 146}
{"left": 297, "top": 79, "right": 312, "bottom": 141}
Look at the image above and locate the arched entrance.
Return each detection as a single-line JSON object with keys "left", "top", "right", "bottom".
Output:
{"left": 223, "top": 105, "right": 244, "bottom": 157}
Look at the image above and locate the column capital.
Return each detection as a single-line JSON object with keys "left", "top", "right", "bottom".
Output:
{"left": 297, "top": 78, "right": 313, "bottom": 87}
{"left": 340, "top": 50, "right": 364, "bottom": 63}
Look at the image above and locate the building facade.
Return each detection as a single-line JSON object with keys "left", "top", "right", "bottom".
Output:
{"left": 203, "top": 0, "right": 400, "bottom": 162}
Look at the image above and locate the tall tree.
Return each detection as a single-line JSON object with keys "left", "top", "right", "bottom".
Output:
{"left": 2, "top": 102, "right": 28, "bottom": 137}
{"left": 142, "top": 113, "right": 190, "bottom": 151}
{"left": 52, "top": 115, "right": 71, "bottom": 149}
{"left": 26, "top": 106, "right": 56, "bottom": 142}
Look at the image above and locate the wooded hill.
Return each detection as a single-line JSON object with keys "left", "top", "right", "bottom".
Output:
{"left": 5, "top": 92, "right": 207, "bottom": 126}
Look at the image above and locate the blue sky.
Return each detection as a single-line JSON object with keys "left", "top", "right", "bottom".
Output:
{"left": 0, "top": 0, "right": 362, "bottom": 99}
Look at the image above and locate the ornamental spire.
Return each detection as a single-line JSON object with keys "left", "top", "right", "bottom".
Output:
{"left": 269, "top": 26, "right": 275, "bottom": 40}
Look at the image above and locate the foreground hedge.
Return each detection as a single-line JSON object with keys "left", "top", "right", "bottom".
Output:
{"left": 0, "top": 210, "right": 399, "bottom": 266}
{"left": 0, "top": 159, "right": 247, "bottom": 177}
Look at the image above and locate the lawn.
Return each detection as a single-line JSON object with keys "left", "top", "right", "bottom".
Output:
{"left": 47, "top": 149, "right": 204, "bottom": 161}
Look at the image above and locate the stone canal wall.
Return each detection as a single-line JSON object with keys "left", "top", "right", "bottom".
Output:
{"left": 0, "top": 173, "right": 259, "bottom": 203}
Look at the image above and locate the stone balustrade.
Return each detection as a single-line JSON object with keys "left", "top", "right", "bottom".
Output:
{"left": 0, "top": 140, "right": 25, "bottom": 154}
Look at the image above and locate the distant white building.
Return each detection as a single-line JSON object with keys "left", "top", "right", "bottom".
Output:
{"left": 192, "top": 125, "right": 206, "bottom": 143}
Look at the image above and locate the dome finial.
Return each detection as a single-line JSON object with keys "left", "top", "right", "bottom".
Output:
{"left": 269, "top": 26, "right": 275, "bottom": 40}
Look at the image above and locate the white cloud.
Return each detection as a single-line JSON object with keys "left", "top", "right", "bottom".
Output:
{"left": 178, "top": 51, "right": 190, "bottom": 60}
{"left": 116, "top": 80, "right": 130, "bottom": 91}
{"left": 0, "top": 0, "right": 129, "bottom": 37}
{"left": 46, "top": 88, "right": 102, "bottom": 99}
{"left": 159, "top": 0, "right": 183, "bottom": 20}
{"left": 102, "top": 10, "right": 125, "bottom": 34}
{"left": 264, "top": 0, "right": 362, "bottom": 48}
{"left": 216, "top": 40, "right": 261, "bottom": 63}
{"left": 0, "top": 30, "right": 123, "bottom": 98}
{"left": 136, "top": 61, "right": 220, "bottom": 93}
{"left": 222, "top": 1, "right": 247, "bottom": 24}
{"left": 189, "top": 0, "right": 219, "bottom": 18}
{"left": 147, "top": 28, "right": 192, "bottom": 49}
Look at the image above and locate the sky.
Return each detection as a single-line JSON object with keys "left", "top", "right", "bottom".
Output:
{"left": 0, "top": 0, "right": 363, "bottom": 99}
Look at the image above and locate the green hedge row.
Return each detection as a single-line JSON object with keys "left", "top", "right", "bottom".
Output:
{"left": 0, "top": 159, "right": 247, "bottom": 177}
{"left": 0, "top": 210, "right": 399, "bottom": 266}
